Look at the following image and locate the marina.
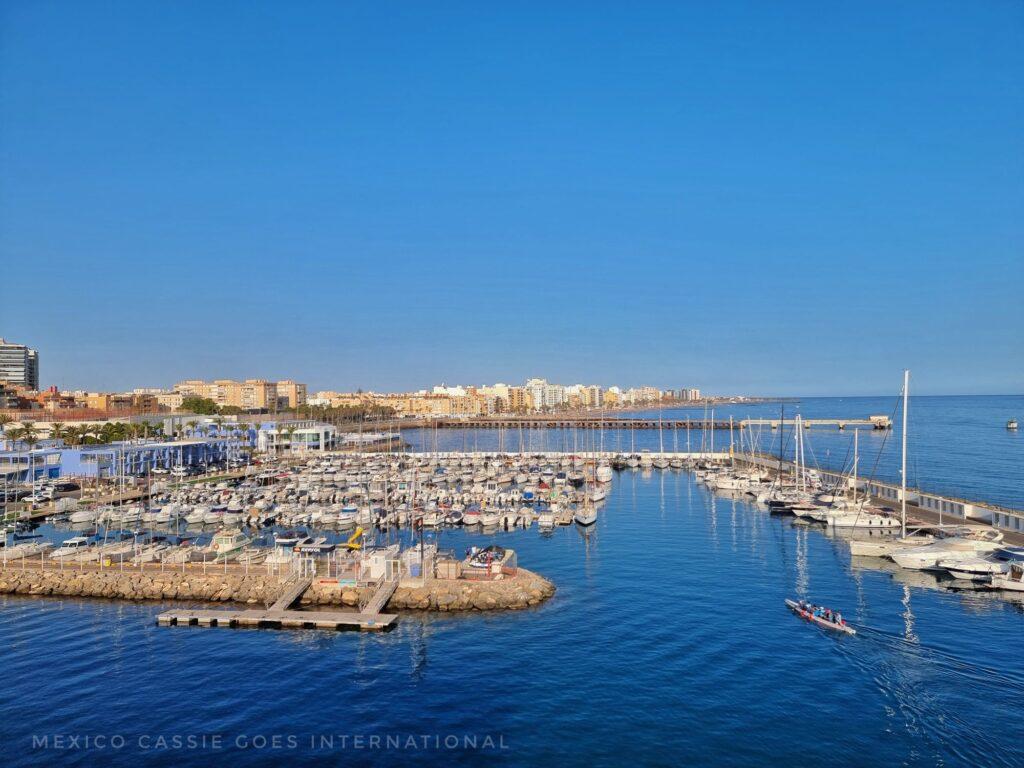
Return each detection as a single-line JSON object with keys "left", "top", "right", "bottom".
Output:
{"left": 4, "top": 447, "right": 1024, "bottom": 765}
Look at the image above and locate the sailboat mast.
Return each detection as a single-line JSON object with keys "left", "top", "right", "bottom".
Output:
{"left": 852, "top": 428, "right": 858, "bottom": 504}
{"left": 901, "top": 369, "right": 910, "bottom": 538}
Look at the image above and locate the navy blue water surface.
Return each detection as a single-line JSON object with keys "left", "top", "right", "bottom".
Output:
{"left": 2, "top": 396, "right": 1023, "bottom": 766}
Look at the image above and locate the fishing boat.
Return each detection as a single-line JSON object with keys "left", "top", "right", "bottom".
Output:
{"left": 1008, "top": 418, "right": 1018, "bottom": 430}
{"left": 205, "top": 529, "right": 251, "bottom": 561}
{"left": 785, "top": 599, "right": 856, "bottom": 635}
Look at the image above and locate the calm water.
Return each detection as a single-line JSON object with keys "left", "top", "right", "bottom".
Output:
{"left": 4, "top": 469, "right": 1024, "bottom": 765}
{"left": 407, "top": 395, "right": 1024, "bottom": 510}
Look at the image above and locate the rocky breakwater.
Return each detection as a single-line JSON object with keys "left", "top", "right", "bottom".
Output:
{"left": 302, "top": 568, "right": 556, "bottom": 612}
{"left": 0, "top": 566, "right": 289, "bottom": 604}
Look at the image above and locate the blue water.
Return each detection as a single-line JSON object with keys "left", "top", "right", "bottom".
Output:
{"left": 4, "top": 465, "right": 1024, "bottom": 765}
{"left": 407, "top": 395, "right": 1024, "bottom": 510}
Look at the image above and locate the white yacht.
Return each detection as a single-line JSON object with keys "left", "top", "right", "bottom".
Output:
{"left": 849, "top": 534, "right": 936, "bottom": 558}
{"left": 938, "top": 556, "right": 1007, "bottom": 581}
{"left": 892, "top": 538, "right": 1004, "bottom": 570}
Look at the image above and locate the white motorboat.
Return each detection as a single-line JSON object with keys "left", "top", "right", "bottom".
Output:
{"left": 827, "top": 511, "right": 901, "bottom": 530}
{"left": 848, "top": 534, "right": 936, "bottom": 557}
{"left": 70, "top": 508, "right": 99, "bottom": 524}
{"left": 132, "top": 541, "right": 172, "bottom": 564}
{"left": 892, "top": 538, "right": 1003, "bottom": 570}
{"left": 184, "top": 507, "right": 207, "bottom": 525}
{"left": 595, "top": 464, "right": 614, "bottom": 483}
{"left": 990, "top": 563, "right": 1024, "bottom": 592}
{"left": 538, "top": 511, "right": 555, "bottom": 530}
{"left": 49, "top": 537, "right": 93, "bottom": 560}
{"left": 939, "top": 556, "right": 1007, "bottom": 581}
{"left": 3, "top": 541, "right": 53, "bottom": 560}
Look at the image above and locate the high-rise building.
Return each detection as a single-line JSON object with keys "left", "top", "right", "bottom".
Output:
{"left": 174, "top": 378, "right": 306, "bottom": 410}
{"left": 0, "top": 338, "right": 39, "bottom": 390}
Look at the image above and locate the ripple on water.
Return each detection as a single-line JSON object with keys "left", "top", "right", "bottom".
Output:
{"left": 3, "top": 463, "right": 1024, "bottom": 767}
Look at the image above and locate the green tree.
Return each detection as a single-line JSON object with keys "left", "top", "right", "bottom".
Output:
{"left": 179, "top": 396, "right": 219, "bottom": 415}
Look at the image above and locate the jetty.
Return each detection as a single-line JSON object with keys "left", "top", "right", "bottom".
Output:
{"left": 352, "top": 415, "right": 892, "bottom": 432}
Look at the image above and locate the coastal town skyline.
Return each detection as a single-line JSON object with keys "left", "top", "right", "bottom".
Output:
{"left": 0, "top": 333, "right": 1020, "bottom": 399}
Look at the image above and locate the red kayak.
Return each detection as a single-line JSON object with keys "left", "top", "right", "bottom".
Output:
{"left": 786, "top": 599, "right": 856, "bottom": 635}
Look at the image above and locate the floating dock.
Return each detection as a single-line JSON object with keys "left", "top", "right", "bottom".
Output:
{"left": 156, "top": 607, "right": 396, "bottom": 631}
{"left": 156, "top": 573, "right": 397, "bottom": 632}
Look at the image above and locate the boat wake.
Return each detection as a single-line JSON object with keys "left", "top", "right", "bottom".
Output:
{"left": 838, "top": 626, "right": 1024, "bottom": 766}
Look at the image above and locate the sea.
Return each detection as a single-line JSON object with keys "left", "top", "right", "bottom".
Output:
{"left": 1, "top": 395, "right": 1022, "bottom": 766}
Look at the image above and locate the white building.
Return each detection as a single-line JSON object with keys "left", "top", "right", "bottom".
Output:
{"left": 257, "top": 420, "right": 337, "bottom": 454}
{"left": 0, "top": 338, "right": 39, "bottom": 390}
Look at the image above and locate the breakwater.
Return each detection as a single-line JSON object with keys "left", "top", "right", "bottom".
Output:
{"left": 0, "top": 564, "right": 555, "bottom": 612}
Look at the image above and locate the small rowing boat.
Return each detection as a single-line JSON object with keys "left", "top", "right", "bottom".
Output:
{"left": 785, "top": 599, "right": 856, "bottom": 635}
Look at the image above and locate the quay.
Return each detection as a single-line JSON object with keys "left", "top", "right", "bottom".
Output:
{"left": 735, "top": 452, "right": 1024, "bottom": 537}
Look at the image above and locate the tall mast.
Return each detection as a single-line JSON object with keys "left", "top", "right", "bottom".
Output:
{"left": 852, "top": 428, "right": 858, "bottom": 505}
{"left": 901, "top": 369, "right": 910, "bottom": 538}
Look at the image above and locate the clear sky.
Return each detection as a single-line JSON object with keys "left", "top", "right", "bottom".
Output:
{"left": 1, "top": 1, "right": 1021, "bottom": 396}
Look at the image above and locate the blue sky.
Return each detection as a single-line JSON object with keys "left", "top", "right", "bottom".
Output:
{"left": 1, "top": 1, "right": 1021, "bottom": 396}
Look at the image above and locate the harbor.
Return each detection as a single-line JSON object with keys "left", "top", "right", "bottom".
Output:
{"left": 4, "top": 413, "right": 1024, "bottom": 632}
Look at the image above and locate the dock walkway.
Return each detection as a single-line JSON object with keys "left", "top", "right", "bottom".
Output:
{"left": 156, "top": 607, "right": 396, "bottom": 631}
{"left": 156, "top": 571, "right": 397, "bottom": 632}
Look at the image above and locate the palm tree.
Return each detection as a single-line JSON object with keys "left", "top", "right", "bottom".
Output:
{"left": 64, "top": 425, "right": 83, "bottom": 447}
{"left": 186, "top": 420, "right": 199, "bottom": 438}
{"left": 49, "top": 422, "right": 67, "bottom": 443}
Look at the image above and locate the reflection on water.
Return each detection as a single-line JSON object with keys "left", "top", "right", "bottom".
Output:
{"left": 2, "top": 468, "right": 1024, "bottom": 767}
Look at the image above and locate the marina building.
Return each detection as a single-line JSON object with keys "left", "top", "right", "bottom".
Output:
{"left": 0, "top": 338, "right": 39, "bottom": 390}
{"left": 257, "top": 420, "right": 338, "bottom": 454}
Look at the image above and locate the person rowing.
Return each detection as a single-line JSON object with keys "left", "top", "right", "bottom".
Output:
{"left": 785, "top": 598, "right": 856, "bottom": 635}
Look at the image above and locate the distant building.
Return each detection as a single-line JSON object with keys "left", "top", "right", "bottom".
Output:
{"left": 0, "top": 338, "right": 39, "bottom": 390}
{"left": 174, "top": 378, "right": 306, "bottom": 410}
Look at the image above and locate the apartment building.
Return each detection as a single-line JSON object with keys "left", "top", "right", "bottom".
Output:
{"left": 0, "top": 338, "right": 39, "bottom": 390}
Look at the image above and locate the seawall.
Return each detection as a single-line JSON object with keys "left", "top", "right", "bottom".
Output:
{"left": 0, "top": 565, "right": 556, "bottom": 612}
